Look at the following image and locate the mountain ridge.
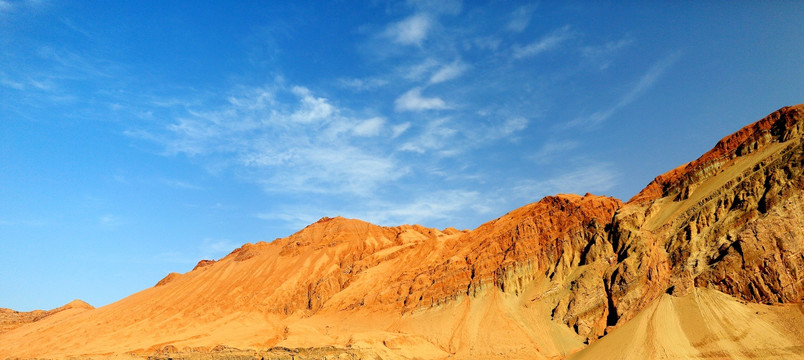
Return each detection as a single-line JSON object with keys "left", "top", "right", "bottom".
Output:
{"left": 1, "top": 104, "right": 803, "bottom": 359}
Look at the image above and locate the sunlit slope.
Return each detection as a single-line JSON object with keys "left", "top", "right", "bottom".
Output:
{"left": 570, "top": 288, "right": 804, "bottom": 360}
{"left": 0, "top": 195, "right": 620, "bottom": 359}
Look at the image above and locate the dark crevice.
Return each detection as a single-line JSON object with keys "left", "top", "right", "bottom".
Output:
{"left": 578, "top": 235, "right": 597, "bottom": 266}
{"left": 604, "top": 279, "right": 619, "bottom": 327}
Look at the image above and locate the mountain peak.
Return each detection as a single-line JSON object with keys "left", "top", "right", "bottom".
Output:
{"left": 62, "top": 299, "right": 93, "bottom": 310}
{"left": 629, "top": 104, "right": 804, "bottom": 204}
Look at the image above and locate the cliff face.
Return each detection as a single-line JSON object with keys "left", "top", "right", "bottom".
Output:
{"left": 1, "top": 105, "right": 803, "bottom": 359}
{"left": 603, "top": 105, "right": 804, "bottom": 329}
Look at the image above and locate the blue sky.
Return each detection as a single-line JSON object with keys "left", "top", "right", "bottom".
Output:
{"left": 1, "top": 1, "right": 802, "bottom": 311}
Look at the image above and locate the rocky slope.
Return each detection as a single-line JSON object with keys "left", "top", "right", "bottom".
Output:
{"left": 0, "top": 300, "right": 92, "bottom": 335}
{"left": 0, "top": 104, "right": 802, "bottom": 359}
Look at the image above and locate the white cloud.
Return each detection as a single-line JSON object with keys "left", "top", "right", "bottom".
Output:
{"left": 512, "top": 25, "right": 573, "bottom": 59}
{"left": 500, "top": 116, "right": 528, "bottom": 135}
{"left": 563, "top": 51, "right": 681, "bottom": 129}
{"left": 258, "top": 145, "right": 403, "bottom": 196}
{"left": 133, "top": 82, "right": 405, "bottom": 197}
{"left": 395, "top": 87, "right": 449, "bottom": 112}
{"left": 338, "top": 77, "right": 389, "bottom": 91}
{"left": 352, "top": 117, "right": 385, "bottom": 137}
{"left": 392, "top": 122, "right": 411, "bottom": 138}
{"left": 429, "top": 60, "right": 469, "bottom": 84}
{"left": 289, "top": 86, "right": 335, "bottom": 123}
{"left": 385, "top": 14, "right": 432, "bottom": 46}
{"left": 507, "top": 4, "right": 536, "bottom": 32}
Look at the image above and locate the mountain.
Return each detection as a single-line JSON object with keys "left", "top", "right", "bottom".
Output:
{"left": 1, "top": 105, "right": 803, "bottom": 359}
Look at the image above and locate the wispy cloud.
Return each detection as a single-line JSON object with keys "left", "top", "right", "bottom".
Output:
{"left": 392, "top": 122, "right": 411, "bottom": 138}
{"left": 402, "top": 58, "right": 440, "bottom": 81}
{"left": 429, "top": 60, "right": 470, "bottom": 84}
{"left": 530, "top": 139, "right": 579, "bottom": 164}
{"left": 385, "top": 14, "right": 432, "bottom": 46}
{"left": 512, "top": 161, "right": 618, "bottom": 200}
{"left": 563, "top": 51, "right": 681, "bottom": 129}
{"left": 395, "top": 87, "right": 449, "bottom": 111}
{"left": 352, "top": 117, "right": 385, "bottom": 137}
{"left": 512, "top": 25, "right": 573, "bottom": 59}
{"left": 0, "top": 73, "right": 25, "bottom": 90}
{"left": 289, "top": 86, "right": 336, "bottom": 123}
{"left": 338, "top": 77, "right": 389, "bottom": 91}
{"left": 130, "top": 81, "right": 407, "bottom": 197}
{"left": 399, "top": 117, "right": 457, "bottom": 154}
{"left": 496, "top": 116, "right": 528, "bottom": 137}
{"left": 257, "top": 188, "right": 493, "bottom": 230}
{"left": 359, "top": 189, "right": 490, "bottom": 226}
{"left": 582, "top": 38, "right": 633, "bottom": 70}
{"left": 507, "top": 4, "right": 537, "bottom": 32}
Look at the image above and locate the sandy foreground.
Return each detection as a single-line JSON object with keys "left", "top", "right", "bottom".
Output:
{"left": 1, "top": 286, "right": 803, "bottom": 359}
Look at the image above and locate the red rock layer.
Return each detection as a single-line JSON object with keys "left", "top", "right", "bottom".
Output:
{"left": 629, "top": 104, "right": 804, "bottom": 203}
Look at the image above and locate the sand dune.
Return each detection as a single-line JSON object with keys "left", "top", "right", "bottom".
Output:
{"left": 570, "top": 288, "right": 804, "bottom": 359}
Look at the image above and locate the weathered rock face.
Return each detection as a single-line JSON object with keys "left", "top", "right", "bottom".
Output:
{"left": 375, "top": 193, "right": 622, "bottom": 314}
{"left": 601, "top": 104, "right": 804, "bottom": 331}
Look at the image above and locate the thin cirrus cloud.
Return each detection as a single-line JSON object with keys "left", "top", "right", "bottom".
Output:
{"left": 581, "top": 38, "right": 634, "bottom": 70}
{"left": 563, "top": 51, "right": 682, "bottom": 129}
{"left": 512, "top": 25, "right": 573, "bottom": 59}
{"left": 428, "top": 60, "right": 470, "bottom": 84}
